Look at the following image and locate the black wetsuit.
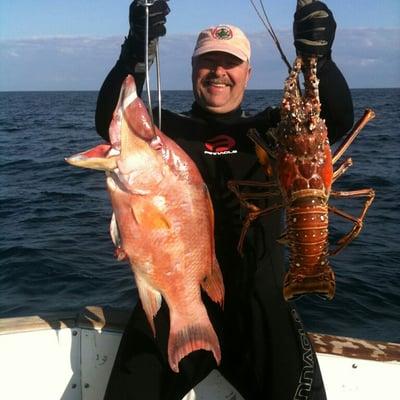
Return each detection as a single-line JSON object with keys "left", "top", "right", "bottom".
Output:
{"left": 96, "top": 56, "right": 354, "bottom": 400}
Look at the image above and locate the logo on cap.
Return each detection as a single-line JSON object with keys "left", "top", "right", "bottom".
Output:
{"left": 212, "top": 26, "right": 233, "bottom": 40}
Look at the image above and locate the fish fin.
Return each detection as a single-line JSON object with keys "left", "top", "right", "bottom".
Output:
{"left": 131, "top": 203, "right": 171, "bottom": 230}
{"left": 168, "top": 308, "right": 221, "bottom": 373}
{"left": 201, "top": 256, "right": 224, "bottom": 308}
{"left": 110, "top": 213, "right": 121, "bottom": 247}
{"left": 135, "top": 275, "right": 162, "bottom": 336}
{"left": 110, "top": 213, "right": 127, "bottom": 261}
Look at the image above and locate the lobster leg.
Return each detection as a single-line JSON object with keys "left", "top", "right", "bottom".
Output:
{"left": 332, "top": 158, "right": 353, "bottom": 182}
{"left": 328, "top": 188, "right": 375, "bottom": 255}
{"left": 236, "top": 203, "right": 283, "bottom": 255}
{"left": 247, "top": 129, "right": 276, "bottom": 159}
{"left": 228, "top": 179, "right": 282, "bottom": 254}
{"left": 332, "top": 109, "right": 375, "bottom": 165}
{"left": 227, "top": 179, "right": 280, "bottom": 208}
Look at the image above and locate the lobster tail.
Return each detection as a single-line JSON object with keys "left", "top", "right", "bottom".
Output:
{"left": 283, "top": 197, "right": 335, "bottom": 300}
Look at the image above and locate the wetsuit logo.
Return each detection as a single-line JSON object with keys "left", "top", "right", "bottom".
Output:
{"left": 291, "top": 309, "right": 315, "bottom": 400}
{"left": 204, "top": 135, "right": 237, "bottom": 155}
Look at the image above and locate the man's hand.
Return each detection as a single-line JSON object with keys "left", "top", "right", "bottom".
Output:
{"left": 293, "top": 1, "right": 336, "bottom": 56}
{"left": 120, "top": 1, "right": 170, "bottom": 65}
{"left": 129, "top": 0, "right": 170, "bottom": 42}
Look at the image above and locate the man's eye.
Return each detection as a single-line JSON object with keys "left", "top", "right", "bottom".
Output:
{"left": 226, "top": 61, "right": 242, "bottom": 68}
{"left": 198, "top": 57, "right": 242, "bottom": 69}
{"left": 201, "top": 59, "right": 215, "bottom": 66}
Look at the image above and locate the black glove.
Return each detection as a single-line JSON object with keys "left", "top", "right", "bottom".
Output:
{"left": 129, "top": 0, "right": 170, "bottom": 42}
{"left": 293, "top": 1, "right": 336, "bottom": 56}
{"left": 119, "top": 0, "right": 170, "bottom": 64}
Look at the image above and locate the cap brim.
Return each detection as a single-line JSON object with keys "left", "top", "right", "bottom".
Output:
{"left": 192, "top": 43, "right": 248, "bottom": 62}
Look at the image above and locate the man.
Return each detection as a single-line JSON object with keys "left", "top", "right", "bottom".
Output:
{"left": 96, "top": 1, "right": 354, "bottom": 399}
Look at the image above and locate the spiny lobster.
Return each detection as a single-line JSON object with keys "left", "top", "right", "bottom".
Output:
{"left": 229, "top": 55, "right": 375, "bottom": 301}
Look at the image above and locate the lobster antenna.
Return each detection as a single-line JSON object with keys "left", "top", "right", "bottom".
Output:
{"left": 249, "top": 0, "right": 292, "bottom": 73}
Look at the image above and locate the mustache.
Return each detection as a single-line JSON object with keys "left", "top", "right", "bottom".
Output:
{"left": 203, "top": 71, "right": 233, "bottom": 86}
{"left": 203, "top": 77, "right": 233, "bottom": 86}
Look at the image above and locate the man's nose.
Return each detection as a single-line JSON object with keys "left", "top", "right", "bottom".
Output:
{"left": 212, "top": 65, "right": 226, "bottom": 75}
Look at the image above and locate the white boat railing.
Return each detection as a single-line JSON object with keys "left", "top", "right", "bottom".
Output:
{"left": 0, "top": 306, "right": 399, "bottom": 400}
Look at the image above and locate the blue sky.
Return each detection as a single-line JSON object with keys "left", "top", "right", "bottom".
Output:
{"left": 1, "top": 0, "right": 399, "bottom": 90}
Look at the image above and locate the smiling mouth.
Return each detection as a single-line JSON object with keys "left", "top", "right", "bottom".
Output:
{"left": 204, "top": 79, "right": 233, "bottom": 88}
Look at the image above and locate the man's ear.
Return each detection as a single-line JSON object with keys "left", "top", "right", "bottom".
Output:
{"left": 245, "top": 64, "right": 252, "bottom": 88}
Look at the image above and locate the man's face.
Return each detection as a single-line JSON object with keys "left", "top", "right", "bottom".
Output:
{"left": 192, "top": 51, "right": 252, "bottom": 114}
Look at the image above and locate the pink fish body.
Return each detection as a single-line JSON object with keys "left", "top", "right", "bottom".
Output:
{"left": 66, "top": 75, "right": 224, "bottom": 372}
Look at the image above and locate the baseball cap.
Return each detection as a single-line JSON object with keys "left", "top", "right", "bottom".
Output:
{"left": 192, "top": 24, "right": 251, "bottom": 62}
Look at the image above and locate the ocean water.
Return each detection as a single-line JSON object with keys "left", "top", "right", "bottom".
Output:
{"left": 0, "top": 88, "right": 399, "bottom": 343}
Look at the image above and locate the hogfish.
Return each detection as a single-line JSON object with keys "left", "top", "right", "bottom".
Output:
{"left": 66, "top": 75, "right": 224, "bottom": 373}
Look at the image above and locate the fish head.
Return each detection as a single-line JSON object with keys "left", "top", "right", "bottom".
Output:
{"left": 65, "top": 75, "right": 164, "bottom": 192}
{"left": 113, "top": 75, "right": 162, "bottom": 176}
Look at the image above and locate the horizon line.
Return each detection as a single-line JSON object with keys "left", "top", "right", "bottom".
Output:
{"left": 1, "top": 87, "right": 399, "bottom": 93}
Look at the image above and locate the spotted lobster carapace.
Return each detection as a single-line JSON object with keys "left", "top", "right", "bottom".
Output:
{"left": 229, "top": 56, "right": 375, "bottom": 301}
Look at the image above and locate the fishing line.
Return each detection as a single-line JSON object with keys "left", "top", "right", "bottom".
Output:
{"left": 249, "top": 0, "right": 292, "bottom": 73}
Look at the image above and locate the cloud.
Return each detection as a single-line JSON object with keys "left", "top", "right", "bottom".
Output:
{"left": 0, "top": 36, "right": 122, "bottom": 91}
{"left": 0, "top": 28, "right": 399, "bottom": 91}
{"left": 333, "top": 29, "right": 400, "bottom": 88}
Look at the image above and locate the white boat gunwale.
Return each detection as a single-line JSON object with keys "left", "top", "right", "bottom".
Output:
{"left": 1, "top": 306, "right": 399, "bottom": 400}
{"left": 1, "top": 305, "right": 398, "bottom": 362}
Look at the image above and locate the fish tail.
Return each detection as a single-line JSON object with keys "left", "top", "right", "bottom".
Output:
{"left": 201, "top": 256, "right": 224, "bottom": 308}
{"left": 168, "top": 310, "right": 221, "bottom": 373}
